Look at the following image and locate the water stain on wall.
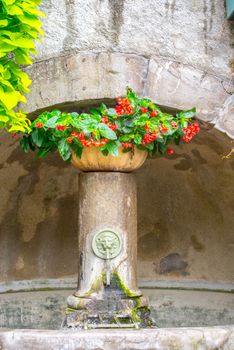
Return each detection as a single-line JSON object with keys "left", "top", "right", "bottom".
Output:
{"left": 191, "top": 235, "right": 205, "bottom": 252}
{"left": 108, "top": 0, "right": 125, "bottom": 45}
{"left": 159, "top": 253, "right": 189, "bottom": 276}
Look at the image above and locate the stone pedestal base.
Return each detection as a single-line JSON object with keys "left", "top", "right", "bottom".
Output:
{"left": 64, "top": 293, "right": 154, "bottom": 329}
{"left": 64, "top": 172, "right": 155, "bottom": 329}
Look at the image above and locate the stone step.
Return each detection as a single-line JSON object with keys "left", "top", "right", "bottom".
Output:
{"left": 0, "top": 327, "right": 233, "bottom": 350}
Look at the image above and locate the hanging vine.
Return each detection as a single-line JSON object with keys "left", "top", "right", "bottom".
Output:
{"left": 0, "top": 0, "right": 44, "bottom": 133}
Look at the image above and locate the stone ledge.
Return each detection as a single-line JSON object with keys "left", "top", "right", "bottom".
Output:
{"left": 0, "top": 327, "right": 233, "bottom": 350}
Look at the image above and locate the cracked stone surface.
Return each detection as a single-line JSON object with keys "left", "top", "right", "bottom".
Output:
{"left": 0, "top": 327, "right": 233, "bottom": 350}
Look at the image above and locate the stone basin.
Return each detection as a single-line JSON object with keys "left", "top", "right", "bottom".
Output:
{"left": 0, "top": 280, "right": 233, "bottom": 349}
{"left": 0, "top": 327, "right": 233, "bottom": 350}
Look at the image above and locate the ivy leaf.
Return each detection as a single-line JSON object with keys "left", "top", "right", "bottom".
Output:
{"left": 98, "top": 123, "right": 117, "bottom": 140}
{"left": 58, "top": 139, "right": 71, "bottom": 161}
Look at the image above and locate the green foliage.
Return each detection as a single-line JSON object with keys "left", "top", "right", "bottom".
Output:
{"left": 0, "top": 0, "right": 44, "bottom": 132}
{"left": 20, "top": 88, "right": 200, "bottom": 161}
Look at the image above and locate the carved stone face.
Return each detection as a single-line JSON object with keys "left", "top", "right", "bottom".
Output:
{"left": 92, "top": 230, "right": 122, "bottom": 259}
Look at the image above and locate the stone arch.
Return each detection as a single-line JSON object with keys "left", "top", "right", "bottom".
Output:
{"left": 23, "top": 52, "right": 233, "bottom": 138}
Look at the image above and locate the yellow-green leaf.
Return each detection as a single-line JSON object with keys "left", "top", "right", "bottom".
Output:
{"left": 0, "top": 88, "right": 26, "bottom": 110}
{"left": 0, "top": 20, "right": 9, "bottom": 27}
{"left": 0, "top": 115, "right": 9, "bottom": 122}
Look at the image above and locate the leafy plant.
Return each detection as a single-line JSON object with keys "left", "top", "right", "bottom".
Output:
{"left": 0, "top": 0, "right": 44, "bottom": 132}
{"left": 20, "top": 88, "right": 200, "bottom": 161}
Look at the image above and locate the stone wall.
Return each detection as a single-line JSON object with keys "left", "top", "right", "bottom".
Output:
{"left": 0, "top": 128, "right": 233, "bottom": 286}
{"left": 0, "top": 0, "right": 233, "bottom": 290}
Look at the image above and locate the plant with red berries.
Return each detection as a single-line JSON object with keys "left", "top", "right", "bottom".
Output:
{"left": 20, "top": 88, "right": 200, "bottom": 161}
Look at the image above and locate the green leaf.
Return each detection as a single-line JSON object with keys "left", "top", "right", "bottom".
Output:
{"left": 177, "top": 108, "right": 196, "bottom": 120}
{"left": 134, "top": 116, "right": 148, "bottom": 126}
{"left": 100, "top": 103, "right": 107, "bottom": 114}
{"left": 72, "top": 145, "right": 83, "bottom": 159}
{"left": 134, "top": 134, "right": 142, "bottom": 144}
{"left": 106, "top": 140, "right": 119, "bottom": 156}
{"left": 31, "top": 128, "right": 45, "bottom": 147}
{"left": 119, "top": 134, "right": 132, "bottom": 142}
{"left": 98, "top": 123, "right": 117, "bottom": 140}
{"left": 44, "top": 116, "right": 59, "bottom": 128}
{"left": 0, "top": 20, "right": 8, "bottom": 27}
{"left": 20, "top": 136, "right": 30, "bottom": 152}
{"left": 36, "top": 148, "right": 51, "bottom": 158}
{"left": 107, "top": 108, "right": 116, "bottom": 117}
{"left": 89, "top": 108, "right": 101, "bottom": 116}
{"left": 58, "top": 139, "right": 71, "bottom": 161}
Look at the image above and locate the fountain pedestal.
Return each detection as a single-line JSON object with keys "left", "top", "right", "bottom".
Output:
{"left": 64, "top": 172, "right": 153, "bottom": 329}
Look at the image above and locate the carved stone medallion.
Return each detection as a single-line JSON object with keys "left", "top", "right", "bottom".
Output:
{"left": 92, "top": 229, "right": 122, "bottom": 260}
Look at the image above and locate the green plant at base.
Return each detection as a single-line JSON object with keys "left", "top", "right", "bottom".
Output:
{"left": 20, "top": 88, "right": 200, "bottom": 160}
{"left": 0, "top": 0, "right": 44, "bottom": 132}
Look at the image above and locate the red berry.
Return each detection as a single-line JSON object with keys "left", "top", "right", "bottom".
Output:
{"left": 109, "top": 124, "right": 118, "bottom": 131}
{"left": 140, "top": 107, "right": 148, "bottom": 113}
{"left": 100, "top": 140, "right": 107, "bottom": 146}
{"left": 150, "top": 111, "right": 158, "bottom": 117}
{"left": 101, "top": 116, "right": 109, "bottom": 123}
{"left": 36, "top": 122, "right": 43, "bottom": 129}
{"left": 67, "top": 137, "right": 72, "bottom": 143}
{"left": 144, "top": 125, "right": 150, "bottom": 132}
{"left": 115, "top": 106, "right": 125, "bottom": 115}
{"left": 123, "top": 99, "right": 131, "bottom": 107}
{"left": 171, "top": 121, "right": 177, "bottom": 128}
{"left": 166, "top": 148, "right": 174, "bottom": 155}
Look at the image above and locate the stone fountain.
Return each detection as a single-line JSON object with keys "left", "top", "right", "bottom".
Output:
{"left": 63, "top": 149, "right": 154, "bottom": 329}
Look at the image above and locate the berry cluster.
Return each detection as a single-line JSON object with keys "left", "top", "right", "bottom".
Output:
{"left": 122, "top": 142, "right": 132, "bottom": 149}
{"left": 115, "top": 98, "right": 133, "bottom": 115}
{"left": 142, "top": 133, "right": 157, "bottom": 145}
{"left": 100, "top": 116, "right": 118, "bottom": 131}
{"left": 22, "top": 88, "right": 199, "bottom": 161}
{"left": 56, "top": 125, "right": 66, "bottom": 131}
{"left": 68, "top": 131, "right": 108, "bottom": 147}
{"left": 183, "top": 122, "right": 200, "bottom": 143}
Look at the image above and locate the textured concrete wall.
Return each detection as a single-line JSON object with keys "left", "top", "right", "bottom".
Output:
{"left": 0, "top": 289, "right": 234, "bottom": 329}
{"left": 0, "top": 1, "right": 233, "bottom": 289}
{"left": 0, "top": 128, "right": 233, "bottom": 284}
